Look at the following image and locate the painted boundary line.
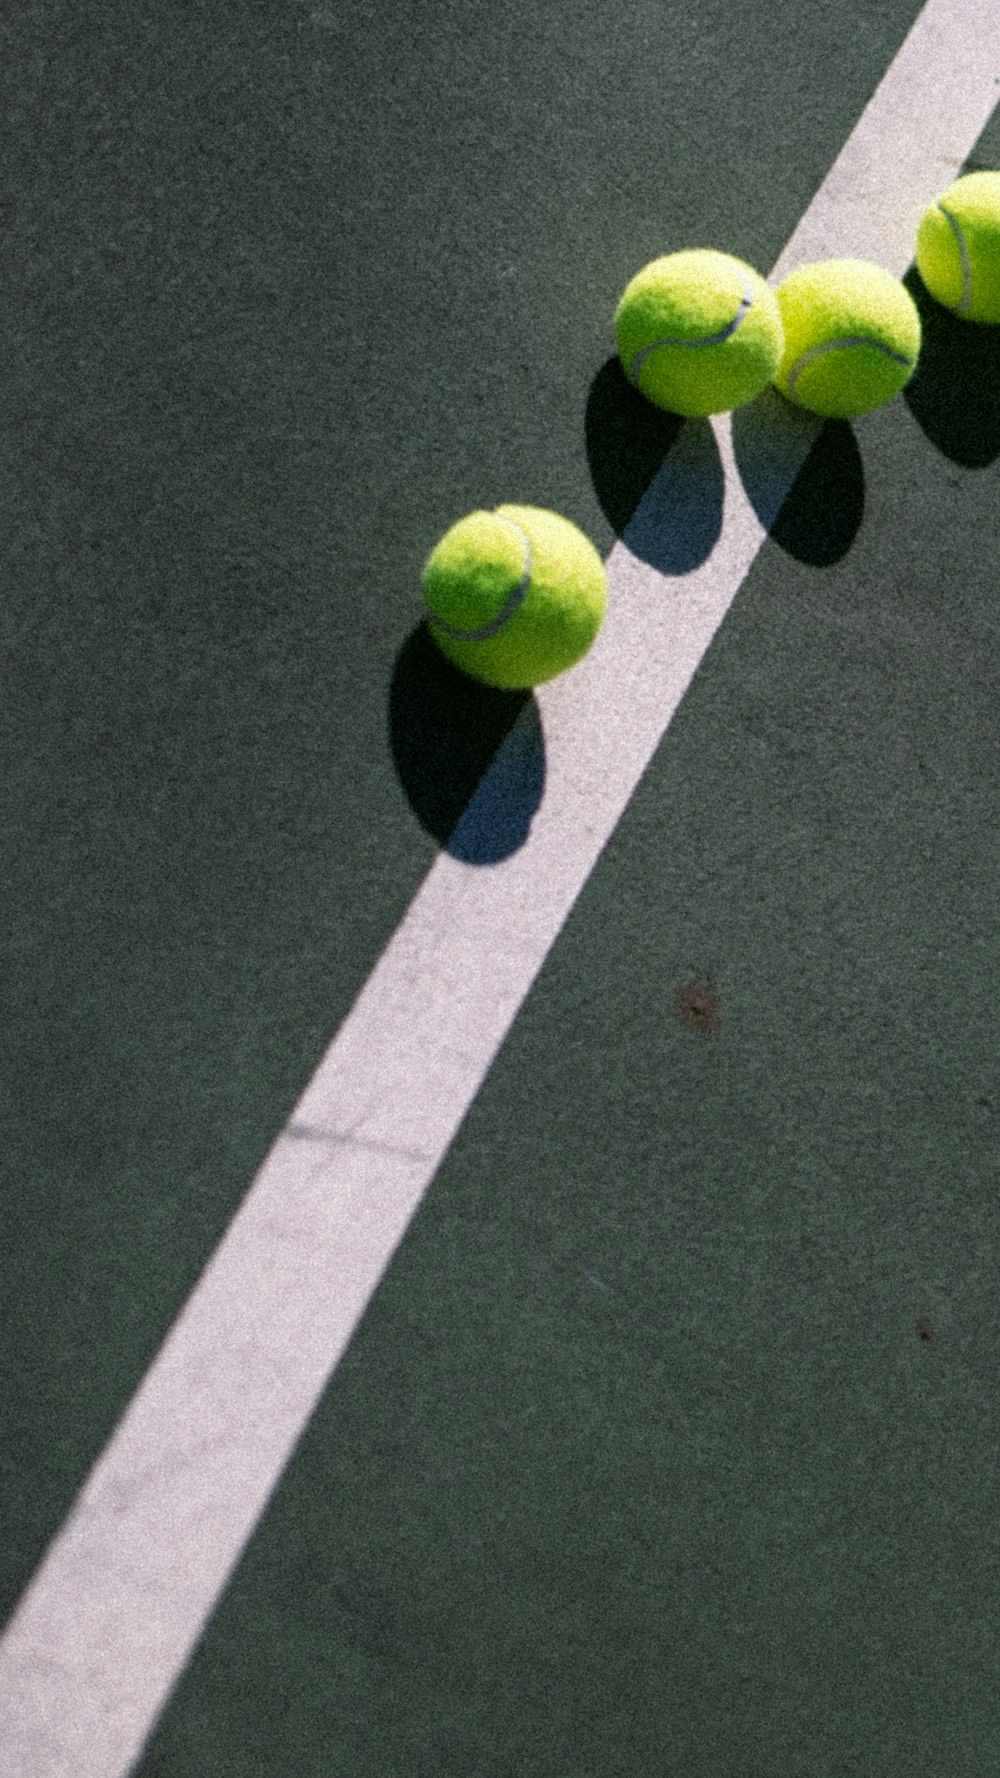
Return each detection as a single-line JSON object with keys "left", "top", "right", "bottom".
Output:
{"left": 2, "top": 4, "right": 999, "bottom": 1773}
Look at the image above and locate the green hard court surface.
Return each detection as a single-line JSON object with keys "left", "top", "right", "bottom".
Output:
{"left": 3, "top": 1, "right": 1000, "bottom": 1772}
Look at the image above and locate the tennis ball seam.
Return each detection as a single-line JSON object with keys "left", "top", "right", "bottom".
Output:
{"left": 785, "top": 332, "right": 916, "bottom": 396}
{"left": 629, "top": 273, "right": 755, "bottom": 385}
{"left": 935, "top": 201, "right": 974, "bottom": 313}
{"left": 426, "top": 513, "right": 532, "bottom": 642}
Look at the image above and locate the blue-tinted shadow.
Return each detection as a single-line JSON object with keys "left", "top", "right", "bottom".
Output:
{"left": 732, "top": 388, "right": 864, "bottom": 566}
{"left": 586, "top": 354, "right": 725, "bottom": 572}
{"left": 620, "top": 414, "right": 726, "bottom": 574}
{"left": 445, "top": 700, "right": 546, "bottom": 865}
{"left": 585, "top": 356, "right": 684, "bottom": 541}
{"left": 389, "top": 624, "right": 545, "bottom": 865}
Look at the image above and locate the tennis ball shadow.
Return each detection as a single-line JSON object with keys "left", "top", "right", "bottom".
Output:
{"left": 902, "top": 268, "right": 1000, "bottom": 467}
{"left": 389, "top": 624, "right": 545, "bottom": 865}
{"left": 732, "top": 388, "right": 865, "bottom": 566}
{"left": 585, "top": 358, "right": 724, "bottom": 573}
{"left": 622, "top": 414, "right": 726, "bottom": 573}
{"left": 585, "top": 356, "right": 684, "bottom": 530}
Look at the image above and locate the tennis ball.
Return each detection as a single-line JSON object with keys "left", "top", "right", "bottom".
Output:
{"left": 422, "top": 505, "right": 606, "bottom": 689}
{"left": 614, "top": 249, "right": 784, "bottom": 417}
{"left": 773, "top": 258, "right": 921, "bottom": 418}
{"left": 915, "top": 171, "right": 1000, "bottom": 323}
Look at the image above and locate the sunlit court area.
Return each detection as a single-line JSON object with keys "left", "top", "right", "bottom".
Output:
{"left": 2, "top": 2, "right": 1000, "bottom": 1773}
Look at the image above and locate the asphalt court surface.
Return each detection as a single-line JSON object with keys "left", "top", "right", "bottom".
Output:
{"left": 3, "top": 1, "right": 1000, "bottom": 1772}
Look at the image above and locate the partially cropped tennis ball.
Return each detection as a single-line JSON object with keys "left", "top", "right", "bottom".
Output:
{"left": 916, "top": 170, "right": 1000, "bottom": 323}
{"left": 422, "top": 505, "right": 606, "bottom": 689}
{"left": 614, "top": 249, "right": 784, "bottom": 416}
{"left": 773, "top": 258, "right": 921, "bottom": 418}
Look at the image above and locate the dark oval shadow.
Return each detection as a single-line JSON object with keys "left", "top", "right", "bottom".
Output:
{"left": 728, "top": 386, "right": 861, "bottom": 565}
{"left": 619, "top": 413, "right": 726, "bottom": 574}
{"left": 389, "top": 624, "right": 545, "bottom": 864}
{"left": 732, "top": 388, "right": 865, "bottom": 566}
{"left": 586, "top": 357, "right": 727, "bottom": 573}
{"left": 444, "top": 698, "right": 547, "bottom": 865}
{"left": 902, "top": 266, "right": 1000, "bottom": 468}
{"left": 585, "top": 356, "right": 684, "bottom": 539}
{"left": 770, "top": 419, "right": 864, "bottom": 565}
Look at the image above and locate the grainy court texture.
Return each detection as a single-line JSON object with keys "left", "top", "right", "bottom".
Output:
{"left": 1, "top": 1, "right": 1000, "bottom": 1774}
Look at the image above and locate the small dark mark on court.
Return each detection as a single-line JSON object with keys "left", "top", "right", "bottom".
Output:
{"left": 675, "top": 975, "right": 722, "bottom": 1036}
{"left": 916, "top": 1320, "right": 934, "bottom": 1345}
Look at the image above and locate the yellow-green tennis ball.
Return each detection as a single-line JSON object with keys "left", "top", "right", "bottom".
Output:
{"left": 773, "top": 258, "right": 921, "bottom": 418}
{"left": 915, "top": 171, "right": 1000, "bottom": 323}
{"left": 614, "top": 249, "right": 784, "bottom": 417}
{"left": 422, "top": 505, "right": 606, "bottom": 690}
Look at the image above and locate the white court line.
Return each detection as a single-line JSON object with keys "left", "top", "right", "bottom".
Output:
{"left": 2, "top": 4, "right": 999, "bottom": 1773}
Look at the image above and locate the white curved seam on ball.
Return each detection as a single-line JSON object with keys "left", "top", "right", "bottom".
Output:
{"left": 937, "top": 200, "right": 973, "bottom": 312}
{"left": 428, "top": 515, "right": 532, "bottom": 642}
{"left": 630, "top": 275, "right": 755, "bottom": 385}
{"left": 786, "top": 334, "right": 914, "bottom": 392}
